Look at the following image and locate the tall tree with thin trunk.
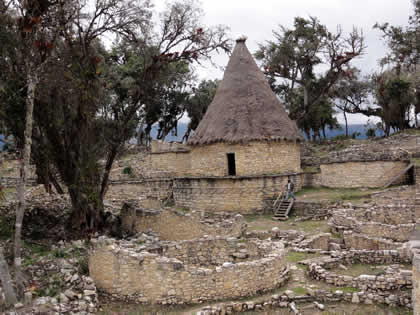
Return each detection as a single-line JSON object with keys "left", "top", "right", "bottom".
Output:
{"left": 0, "top": 0, "right": 73, "bottom": 300}
{"left": 255, "top": 16, "right": 365, "bottom": 128}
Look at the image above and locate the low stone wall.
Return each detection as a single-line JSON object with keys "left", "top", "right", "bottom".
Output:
{"left": 308, "top": 258, "right": 412, "bottom": 292}
{"left": 120, "top": 204, "right": 247, "bottom": 241}
{"left": 198, "top": 290, "right": 411, "bottom": 314}
{"left": 320, "top": 160, "right": 410, "bottom": 188}
{"left": 297, "top": 233, "right": 331, "bottom": 251}
{"left": 173, "top": 173, "right": 304, "bottom": 214}
{"left": 330, "top": 208, "right": 416, "bottom": 242}
{"left": 89, "top": 236, "right": 289, "bottom": 304}
{"left": 331, "top": 249, "right": 412, "bottom": 265}
{"left": 291, "top": 201, "right": 332, "bottom": 218}
{"left": 343, "top": 231, "right": 404, "bottom": 250}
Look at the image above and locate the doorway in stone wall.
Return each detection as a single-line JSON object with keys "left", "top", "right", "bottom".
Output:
{"left": 227, "top": 153, "right": 236, "bottom": 176}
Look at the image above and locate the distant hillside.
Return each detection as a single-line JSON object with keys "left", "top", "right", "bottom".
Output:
{"left": 151, "top": 123, "right": 386, "bottom": 142}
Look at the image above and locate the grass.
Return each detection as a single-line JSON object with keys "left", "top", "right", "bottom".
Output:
{"left": 295, "top": 187, "right": 377, "bottom": 203}
{"left": 302, "top": 166, "right": 320, "bottom": 173}
{"left": 292, "top": 286, "right": 308, "bottom": 295}
{"left": 285, "top": 251, "right": 320, "bottom": 264}
{"left": 331, "top": 263, "right": 413, "bottom": 277}
{"left": 412, "top": 158, "right": 420, "bottom": 167}
{"left": 244, "top": 214, "right": 330, "bottom": 234}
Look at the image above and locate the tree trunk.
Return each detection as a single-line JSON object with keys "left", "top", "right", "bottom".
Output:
{"left": 68, "top": 183, "right": 104, "bottom": 233}
{"left": 0, "top": 246, "right": 17, "bottom": 306}
{"left": 49, "top": 172, "right": 64, "bottom": 194}
{"left": 136, "top": 121, "right": 145, "bottom": 146}
{"left": 303, "top": 85, "right": 309, "bottom": 112}
{"left": 15, "top": 70, "right": 37, "bottom": 298}
{"left": 343, "top": 111, "right": 348, "bottom": 137}
{"left": 100, "top": 146, "right": 119, "bottom": 200}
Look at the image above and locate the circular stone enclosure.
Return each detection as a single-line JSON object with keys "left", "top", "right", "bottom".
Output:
{"left": 89, "top": 236, "right": 289, "bottom": 304}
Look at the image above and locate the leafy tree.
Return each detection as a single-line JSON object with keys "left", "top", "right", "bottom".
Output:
{"left": 255, "top": 16, "right": 365, "bottom": 127}
{"left": 0, "top": 0, "right": 231, "bottom": 234}
{"left": 373, "top": 72, "right": 413, "bottom": 136}
{"left": 183, "top": 79, "right": 219, "bottom": 141}
{"left": 290, "top": 91, "right": 339, "bottom": 140}
{"left": 331, "top": 68, "right": 373, "bottom": 137}
{"left": 0, "top": 0, "right": 76, "bottom": 302}
{"left": 374, "top": 0, "right": 420, "bottom": 127}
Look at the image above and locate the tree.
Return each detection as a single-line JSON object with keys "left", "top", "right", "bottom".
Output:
{"left": 373, "top": 72, "right": 413, "bottom": 136}
{"left": 183, "top": 79, "right": 219, "bottom": 141}
{"left": 374, "top": 0, "right": 420, "bottom": 127}
{"left": 255, "top": 16, "right": 365, "bottom": 127}
{"left": 7, "top": 0, "right": 231, "bottom": 233}
{"left": 290, "top": 91, "right": 339, "bottom": 141}
{"left": 331, "top": 68, "right": 373, "bottom": 137}
{"left": 0, "top": 0, "right": 76, "bottom": 300}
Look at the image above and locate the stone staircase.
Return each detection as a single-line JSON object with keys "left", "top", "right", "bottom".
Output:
{"left": 272, "top": 197, "right": 294, "bottom": 221}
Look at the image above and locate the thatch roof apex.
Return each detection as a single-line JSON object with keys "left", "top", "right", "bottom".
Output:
{"left": 188, "top": 38, "right": 304, "bottom": 146}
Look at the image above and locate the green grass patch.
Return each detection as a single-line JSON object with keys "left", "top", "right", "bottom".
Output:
{"left": 285, "top": 251, "right": 319, "bottom": 263}
{"left": 302, "top": 166, "right": 319, "bottom": 173}
{"left": 296, "top": 187, "right": 377, "bottom": 203}
{"left": 412, "top": 158, "right": 420, "bottom": 167}
{"left": 243, "top": 214, "right": 273, "bottom": 223}
{"left": 292, "top": 286, "right": 308, "bottom": 295}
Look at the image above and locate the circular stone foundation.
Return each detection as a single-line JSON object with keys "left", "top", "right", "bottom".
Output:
{"left": 89, "top": 236, "right": 289, "bottom": 304}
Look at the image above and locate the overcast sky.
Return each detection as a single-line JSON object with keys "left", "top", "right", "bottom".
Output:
{"left": 155, "top": 0, "right": 414, "bottom": 125}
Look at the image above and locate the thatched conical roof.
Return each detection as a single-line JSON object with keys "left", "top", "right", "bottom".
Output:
{"left": 188, "top": 38, "right": 304, "bottom": 146}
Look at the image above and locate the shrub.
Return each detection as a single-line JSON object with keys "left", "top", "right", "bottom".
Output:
{"left": 78, "top": 256, "right": 89, "bottom": 275}
{"left": 122, "top": 166, "right": 133, "bottom": 175}
{"left": 366, "top": 128, "right": 376, "bottom": 138}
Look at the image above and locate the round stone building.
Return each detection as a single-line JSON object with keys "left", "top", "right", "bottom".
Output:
{"left": 187, "top": 37, "right": 304, "bottom": 177}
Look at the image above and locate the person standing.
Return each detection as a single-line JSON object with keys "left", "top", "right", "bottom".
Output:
{"left": 286, "top": 179, "right": 296, "bottom": 201}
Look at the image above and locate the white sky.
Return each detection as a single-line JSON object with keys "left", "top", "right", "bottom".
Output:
{"left": 154, "top": 0, "right": 414, "bottom": 125}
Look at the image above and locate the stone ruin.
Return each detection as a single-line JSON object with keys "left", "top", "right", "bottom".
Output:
{"left": 89, "top": 235, "right": 289, "bottom": 304}
{"left": 120, "top": 203, "right": 247, "bottom": 241}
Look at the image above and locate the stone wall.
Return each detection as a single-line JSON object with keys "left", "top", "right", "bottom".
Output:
{"left": 174, "top": 174, "right": 304, "bottom": 214}
{"left": 308, "top": 262, "right": 412, "bottom": 292}
{"left": 320, "top": 160, "right": 410, "bottom": 188}
{"left": 302, "top": 172, "right": 322, "bottom": 188}
{"left": 189, "top": 141, "right": 301, "bottom": 177}
{"left": 151, "top": 141, "right": 189, "bottom": 153}
{"left": 120, "top": 205, "right": 247, "bottom": 241}
{"left": 89, "top": 236, "right": 289, "bottom": 304}
{"left": 291, "top": 201, "right": 332, "bottom": 218}
{"left": 343, "top": 232, "right": 404, "bottom": 250}
{"left": 198, "top": 290, "right": 412, "bottom": 314}
{"left": 107, "top": 179, "right": 173, "bottom": 202}
{"left": 330, "top": 206, "right": 416, "bottom": 243}
{"left": 150, "top": 151, "right": 191, "bottom": 177}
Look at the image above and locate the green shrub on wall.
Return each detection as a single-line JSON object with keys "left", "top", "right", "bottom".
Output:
{"left": 122, "top": 166, "right": 133, "bottom": 176}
